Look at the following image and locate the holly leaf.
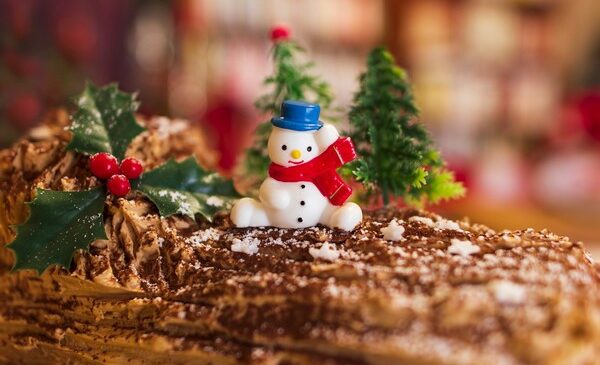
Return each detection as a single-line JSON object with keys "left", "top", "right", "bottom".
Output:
{"left": 137, "top": 157, "right": 240, "bottom": 220}
{"left": 8, "top": 188, "right": 106, "bottom": 274}
{"left": 67, "top": 82, "right": 146, "bottom": 160}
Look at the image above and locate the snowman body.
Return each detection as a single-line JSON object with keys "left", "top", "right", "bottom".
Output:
{"left": 231, "top": 100, "right": 362, "bottom": 231}
{"left": 260, "top": 178, "right": 330, "bottom": 228}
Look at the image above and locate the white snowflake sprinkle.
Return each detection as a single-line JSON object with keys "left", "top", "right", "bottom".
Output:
{"left": 448, "top": 239, "right": 480, "bottom": 257}
{"left": 309, "top": 242, "right": 340, "bottom": 262}
{"left": 435, "top": 218, "right": 462, "bottom": 231}
{"left": 206, "top": 196, "right": 224, "bottom": 207}
{"left": 408, "top": 216, "right": 434, "bottom": 227}
{"left": 408, "top": 216, "right": 462, "bottom": 231}
{"left": 381, "top": 219, "right": 405, "bottom": 241}
{"left": 492, "top": 280, "right": 526, "bottom": 304}
{"left": 202, "top": 174, "right": 218, "bottom": 184}
{"left": 231, "top": 237, "right": 259, "bottom": 255}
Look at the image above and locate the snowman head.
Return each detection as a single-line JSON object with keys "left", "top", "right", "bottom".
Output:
{"left": 269, "top": 100, "right": 324, "bottom": 167}
{"left": 268, "top": 127, "right": 320, "bottom": 166}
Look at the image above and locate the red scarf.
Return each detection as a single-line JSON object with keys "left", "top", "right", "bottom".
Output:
{"left": 268, "top": 137, "right": 357, "bottom": 206}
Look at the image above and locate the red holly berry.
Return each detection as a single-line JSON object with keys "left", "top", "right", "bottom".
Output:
{"left": 107, "top": 174, "right": 131, "bottom": 197}
{"left": 270, "top": 25, "right": 290, "bottom": 42}
{"left": 120, "top": 157, "right": 144, "bottom": 179}
{"left": 89, "top": 152, "right": 119, "bottom": 179}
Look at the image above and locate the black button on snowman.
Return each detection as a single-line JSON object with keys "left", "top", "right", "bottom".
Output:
{"left": 231, "top": 100, "right": 362, "bottom": 231}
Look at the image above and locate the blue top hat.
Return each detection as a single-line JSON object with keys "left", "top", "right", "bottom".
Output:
{"left": 271, "top": 100, "right": 323, "bottom": 131}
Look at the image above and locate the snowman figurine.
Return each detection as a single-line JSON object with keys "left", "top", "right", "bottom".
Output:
{"left": 231, "top": 100, "right": 362, "bottom": 231}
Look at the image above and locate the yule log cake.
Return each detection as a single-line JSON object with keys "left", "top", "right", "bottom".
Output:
{"left": 0, "top": 111, "right": 599, "bottom": 365}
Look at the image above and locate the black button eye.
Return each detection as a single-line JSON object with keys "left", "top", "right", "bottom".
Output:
{"left": 307, "top": 146, "right": 312, "bottom": 152}
{"left": 282, "top": 145, "right": 287, "bottom": 151}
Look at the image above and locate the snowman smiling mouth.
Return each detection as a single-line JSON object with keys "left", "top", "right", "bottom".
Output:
{"left": 288, "top": 160, "right": 304, "bottom": 165}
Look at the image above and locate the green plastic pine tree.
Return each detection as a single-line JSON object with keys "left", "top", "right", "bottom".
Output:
{"left": 347, "top": 47, "right": 465, "bottom": 206}
{"left": 244, "top": 26, "right": 334, "bottom": 182}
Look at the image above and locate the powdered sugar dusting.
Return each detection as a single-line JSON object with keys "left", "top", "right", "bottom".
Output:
{"left": 177, "top": 202, "right": 192, "bottom": 216}
{"left": 155, "top": 190, "right": 192, "bottom": 214}
{"left": 154, "top": 116, "right": 188, "bottom": 138}
{"left": 186, "top": 228, "right": 223, "bottom": 246}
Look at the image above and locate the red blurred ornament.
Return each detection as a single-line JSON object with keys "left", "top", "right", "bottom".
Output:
{"left": 202, "top": 95, "right": 254, "bottom": 171}
{"left": 107, "top": 174, "right": 131, "bottom": 197}
{"left": 120, "top": 157, "right": 144, "bottom": 179}
{"left": 3, "top": 51, "right": 40, "bottom": 78}
{"left": 555, "top": 89, "right": 600, "bottom": 146}
{"left": 54, "top": 14, "right": 97, "bottom": 63}
{"left": 7, "top": 0, "right": 35, "bottom": 41}
{"left": 270, "top": 25, "right": 290, "bottom": 42}
{"left": 7, "top": 92, "right": 42, "bottom": 130}
{"left": 577, "top": 90, "right": 600, "bottom": 142}
{"left": 89, "top": 153, "right": 119, "bottom": 180}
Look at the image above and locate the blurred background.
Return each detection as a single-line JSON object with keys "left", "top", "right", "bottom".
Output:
{"left": 1, "top": 0, "right": 599, "bottom": 255}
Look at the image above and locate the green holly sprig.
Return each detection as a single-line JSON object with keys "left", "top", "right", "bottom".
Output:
{"left": 8, "top": 82, "right": 239, "bottom": 274}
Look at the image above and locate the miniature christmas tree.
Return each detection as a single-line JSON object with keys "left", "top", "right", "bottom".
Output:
{"left": 244, "top": 26, "right": 334, "bottom": 182}
{"left": 347, "top": 47, "right": 465, "bottom": 206}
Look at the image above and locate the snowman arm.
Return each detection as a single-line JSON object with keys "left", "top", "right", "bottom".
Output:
{"left": 315, "top": 123, "right": 339, "bottom": 150}
{"left": 259, "top": 179, "right": 290, "bottom": 210}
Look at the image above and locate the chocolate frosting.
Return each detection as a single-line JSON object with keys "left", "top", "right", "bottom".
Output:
{"left": 0, "top": 111, "right": 599, "bottom": 365}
